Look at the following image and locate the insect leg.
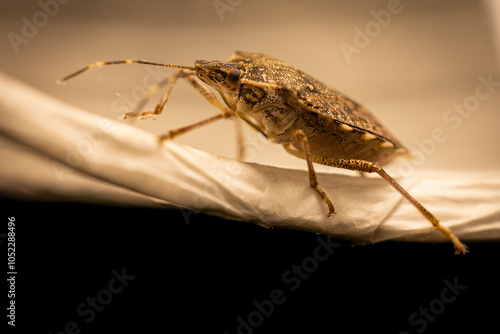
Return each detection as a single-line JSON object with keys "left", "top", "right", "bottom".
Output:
{"left": 159, "top": 73, "right": 263, "bottom": 154}
{"left": 155, "top": 74, "right": 235, "bottom": 142}
{"left": 127, "top": 76, "right": 169, "bottom": 119}
{"left": 157, "top": 112, "right": 232, "bottom": 142}
{"left": 116, "top": 69, "right": 235, "bottom": 142}
{"left": 121, "top": 69, "right": 191, "bottom": 121}
{"left": 288, "top": 130, "right": 335, "bottom": 216}
{"left": 302, "top": 153, "right": 467, "bottom": 255}
{"left": 234, "top": 117, "right": 246, "bottom": 161}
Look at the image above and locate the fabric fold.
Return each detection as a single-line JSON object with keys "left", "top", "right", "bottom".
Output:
{"left": 1, "top": 72, "right": 499, "bottom": 244}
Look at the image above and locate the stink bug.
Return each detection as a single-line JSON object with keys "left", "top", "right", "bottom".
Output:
{"left": 59, "top": 51, "right": 467, "bottom": 254}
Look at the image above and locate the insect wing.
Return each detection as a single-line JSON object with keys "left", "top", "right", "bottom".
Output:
{"left": 292, "top": 90, "right": 403, "bottom": 148}
{"left": 230, "top": 51, "right": 405, "bottom": 149}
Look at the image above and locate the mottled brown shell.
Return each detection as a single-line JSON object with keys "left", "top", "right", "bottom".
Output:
{"left": 229, "top": 51, "right": 405, "bottom": 150}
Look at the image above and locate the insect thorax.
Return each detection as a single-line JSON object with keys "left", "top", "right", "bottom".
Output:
{"left": 210, "top": 52, "right": 407, "bottom": 165}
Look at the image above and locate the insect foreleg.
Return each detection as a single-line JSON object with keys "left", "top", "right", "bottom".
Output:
{"left": 183, "top": 74, "right": 235, "bottom": 116}
{"left": 121, "top": 67, "right": 237, "bottom": 122}
{"left": 121, "top": 69, "right": 192, "bottom": 121}
{"left": 154, "top": 73, "right": 236, "bottom": 143}
{"left": 118, "top": 69, "right": 237, "bottom": 143}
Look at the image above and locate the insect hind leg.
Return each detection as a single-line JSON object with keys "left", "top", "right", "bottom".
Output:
{"left": 374, "top": 166, "right": 467, "bottom": 255}
{"left": 298, "top": 149, "right": 468, "bottom": 255}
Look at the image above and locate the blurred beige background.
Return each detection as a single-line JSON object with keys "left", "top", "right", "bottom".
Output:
{"left": 1, "top": 0, "right": 499, "bottom": 173}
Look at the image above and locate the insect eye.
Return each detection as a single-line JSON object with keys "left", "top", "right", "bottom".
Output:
{"left": 227, "top": 69, "right": 241, "bottom": 83}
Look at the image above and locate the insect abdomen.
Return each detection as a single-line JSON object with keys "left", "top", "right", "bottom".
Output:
{"left": 293, "top": 114, "right": 405, "bottom": 165}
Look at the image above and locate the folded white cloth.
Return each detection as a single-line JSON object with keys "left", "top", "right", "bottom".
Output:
{"left": 1, "top": 72, "right": 499, "bottom": 244}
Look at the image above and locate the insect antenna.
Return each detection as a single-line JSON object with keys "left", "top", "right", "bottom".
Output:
{"left": 57, "top": 60, "right": 196, "bottom": 84}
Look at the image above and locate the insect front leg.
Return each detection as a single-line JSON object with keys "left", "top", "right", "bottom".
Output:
{"left": 286, "top": 143, "right": 467, "bottom": 255}
{"left": 120, "top": 69, "right": 236, "bottom": 143}
{"left": 120, "top": 69, "right": 190, "bottom": 121}
{"left": 156, "top": 73, "right": 236, "bottom": 143}
{"left": 287, "top": 129, "right": 335, "bottom": 217}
